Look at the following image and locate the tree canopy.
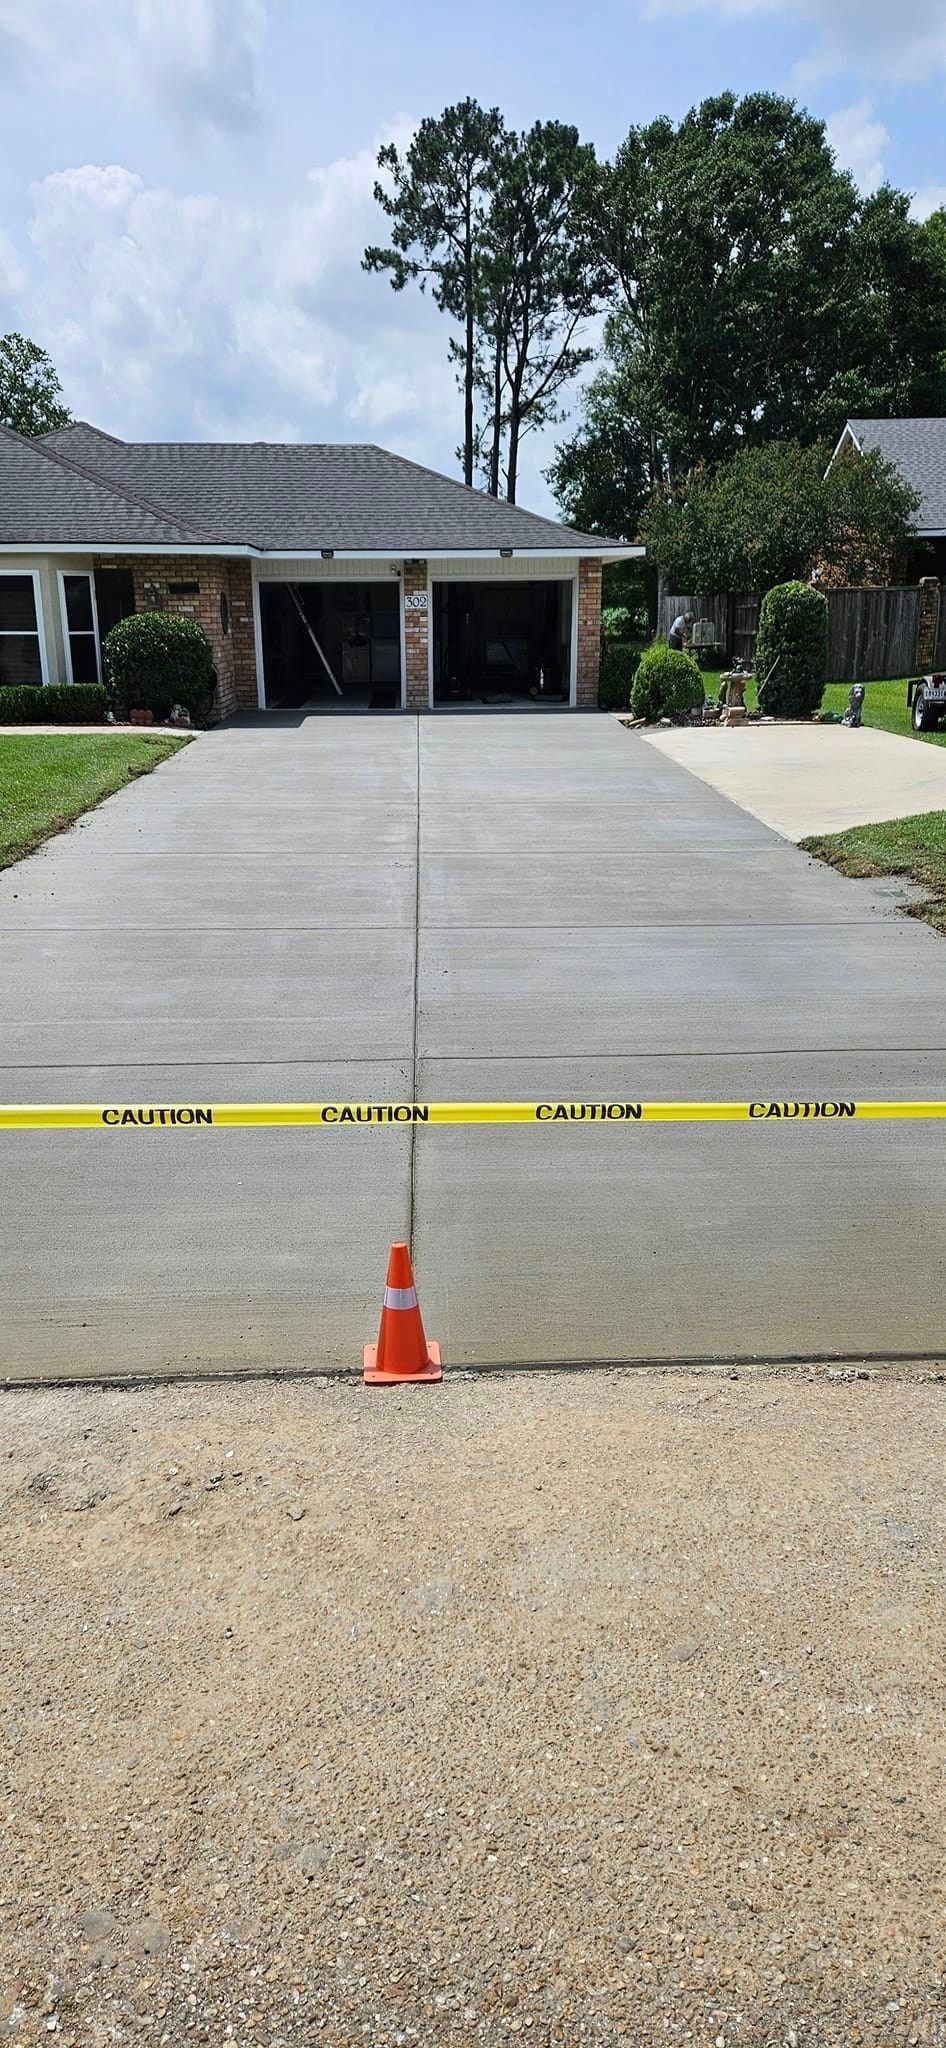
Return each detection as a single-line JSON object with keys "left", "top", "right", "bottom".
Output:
{"left": 0, "top": 333, "right": 71, "bottom": 437}
{"left": 640, "top": 439, "right": 920, "bottom": 593}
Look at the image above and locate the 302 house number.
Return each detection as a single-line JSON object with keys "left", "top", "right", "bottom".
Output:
{"left": 404, "top": 591, "right": 429, "bottom": 611}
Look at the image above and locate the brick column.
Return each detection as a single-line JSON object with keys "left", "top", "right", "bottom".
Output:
{"left": 575, "top": 557, "right": 603, "bottom": 708}
{"left": 915, "top": 576, "right": 941, "bottom": 672}
{"left": 403, "top": 560, "right": 430, "bottom": 710}
{"left": 227, "top": 561, "right": 258, "bottom": 710}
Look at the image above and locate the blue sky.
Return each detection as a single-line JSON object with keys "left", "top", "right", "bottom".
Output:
{"left": 1, "top": 0, "right": 944, "bottom": 513}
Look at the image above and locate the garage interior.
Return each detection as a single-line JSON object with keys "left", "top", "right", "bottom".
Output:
{"left": 259, "top": 581, "right": 401, "bottom": 710}
{"left": 432, "top": 579, "right": 573, "bottom": 706}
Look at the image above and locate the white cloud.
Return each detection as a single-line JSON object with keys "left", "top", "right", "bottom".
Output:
{"left": 640, "top": 0, "right": 946, "bottom": 81}
{"left": 4, "top": 131, "right": 462, "bottom": 470}
{"left": 826, "top": 100, "right": 888, "bottom": 193}
{"left": 911, "top": 186, "right": 946, "bottom": 221}
{"left": 0, "top": 0, "right": 266, "bottom": 128}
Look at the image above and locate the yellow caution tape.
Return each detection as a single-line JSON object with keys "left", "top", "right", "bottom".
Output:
{"left": 2, "top": 1100, "right": 946, "bottom": 1129}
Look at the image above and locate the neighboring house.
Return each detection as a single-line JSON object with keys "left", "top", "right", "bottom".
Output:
{"left": 831, "top": 418, "right": 946, "bottom": 581}
{"left": 0, "top": 422, "right": 636, "bottom": 716}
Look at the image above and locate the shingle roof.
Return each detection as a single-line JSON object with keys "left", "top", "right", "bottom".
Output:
{"left": 845, "top": 418, "right": 946, "bottom": 535}
{"left": 38, "top": 423, "right": 619, "bottom": 554}
{"left": 0, "top": 423, "right": 214, "bottom": 547}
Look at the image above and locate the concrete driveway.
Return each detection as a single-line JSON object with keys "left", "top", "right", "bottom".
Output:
{"left": 645, "top": 720, "right": 946, "bottom": 837}
{"left": 2, "top": 713, "right": 946, "bottom": 1378}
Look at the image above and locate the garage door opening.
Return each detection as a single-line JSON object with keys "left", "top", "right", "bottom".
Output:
{"left": 259, "top": 582, "right": 401, "bottom": 711}
{"left": 433, "top": 580, "right": 573, "bottom": 707}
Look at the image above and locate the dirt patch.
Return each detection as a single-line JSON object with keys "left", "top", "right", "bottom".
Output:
{"left": 1, "top": 1372, "right": 945, "bottom": 2046}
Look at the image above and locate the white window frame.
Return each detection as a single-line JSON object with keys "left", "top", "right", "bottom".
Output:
{"left": 57, "top": 569, "right": 102, "bottom": 686}
{"left": 0, "top": 568, "right": 49, "bottom": 688}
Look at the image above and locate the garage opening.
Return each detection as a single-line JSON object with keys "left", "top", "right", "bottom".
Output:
{"left": 259, "top": 581, "right": 401, "bottom": 710}
{"left": 432, "top": 580, "right": 573, "bottom": 706}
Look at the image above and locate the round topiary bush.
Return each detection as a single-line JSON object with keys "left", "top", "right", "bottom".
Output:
{"left": 631, "top": 641, "right": 704, "bottom": 723}
{"left": 103, "top": 611, "right": 217, "bottom": 725}
{"left": 598, "top": 641, "right": 638, "bottom": 711}
{"left": 754, "top": 580, "right": 828, "bottom": 719}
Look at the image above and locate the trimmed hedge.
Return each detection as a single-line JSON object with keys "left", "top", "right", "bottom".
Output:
{"left": 631, "top": 641, "right": 704, "bottom": 723}
{"left": 755, "top": 580, "right": 828, "bottom": 719}
{"left": 598, "top": 641, "right": 637, "bottom": 711}
{"left": 0, "top": 683, "right": 108, "bottom": 724}
{"left": 103, "top": 611, "right": 216, "bottom": 724}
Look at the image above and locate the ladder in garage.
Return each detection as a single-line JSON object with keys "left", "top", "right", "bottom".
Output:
{"left": 286, "top": 583, "right": 343, "bottom": 696}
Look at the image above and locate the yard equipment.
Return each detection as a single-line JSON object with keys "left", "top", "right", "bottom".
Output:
{"left": 907, "top": 673, "right": 946, "bottom": 732}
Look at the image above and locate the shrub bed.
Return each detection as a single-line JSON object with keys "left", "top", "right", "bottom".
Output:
{"left": 0, "top": 683, "right": 108, "bottom": 724}
{"left": 103, "top": 612, "right": 217, "bottom": 725}
{"left": 631, "top": 642, "right": 704, "bottom": 723}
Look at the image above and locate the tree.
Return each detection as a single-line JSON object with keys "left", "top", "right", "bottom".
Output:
{"left": 472, "top": 121, "right": 606, "bottom": 501}
{"left": 593, "top": 93, "right": 860, "bottom": 481}
{"left": 545, "top": 343, "right": 655, "bottom": 536}
{"left": 363, "top": 101, "right": 505, "bottom": 487}
{"left": 815, "top": 187, "right": 946, "bottom": 434}
{"left": 0, "top": 333, "right": 70, "bottom": 436}
{"left": 640, "top": 439, "right": 919, "bottom": 593}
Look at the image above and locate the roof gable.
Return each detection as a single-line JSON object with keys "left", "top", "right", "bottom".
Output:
{"left": 844, "top": 417, "right": 946, "bottom": 534}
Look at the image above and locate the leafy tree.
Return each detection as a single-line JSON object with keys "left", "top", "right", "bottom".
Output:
{"left": 472, "top": 122, "right": 606, "bottom": 501}
{"left": 593, "top": 93, "right": 859, "bottom": 480}
{"left": 815, "top": 188, "right": 946, "bottom": 433}
{"left": 545, "top": 347, "right": 654, "bottom": 536}
{"left": 0, "top": 333, "right": 70, "bottom": 436}
{"left": 363, "top": 100, "right": 505, "bottom": 487}
{"left": 641, "top": 439, "right": 919, "bottom": 593}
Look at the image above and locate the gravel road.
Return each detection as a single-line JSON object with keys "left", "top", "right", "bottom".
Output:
{"left": 1, "top": 1369, "right": 945, "bottom": 2048}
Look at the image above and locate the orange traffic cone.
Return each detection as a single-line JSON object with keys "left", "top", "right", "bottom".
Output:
{"left": 363, "top": 1242, "right": 443, "bottom": 1384}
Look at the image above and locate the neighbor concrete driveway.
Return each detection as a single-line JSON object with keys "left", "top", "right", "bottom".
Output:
{"left": 2, "top": 713, "right": 946, "bottom": 1378}
{"left": 645, "top": 720, "right": 946, "bottom": 837}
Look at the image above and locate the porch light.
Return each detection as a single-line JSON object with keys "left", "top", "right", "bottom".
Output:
{"left": 321, "top": 548, "right": 334, "bottom": 559}
{"left": 500, "top": 547, "right": 513, "bottom": 558}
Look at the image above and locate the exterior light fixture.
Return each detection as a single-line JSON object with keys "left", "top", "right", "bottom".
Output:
{"left": 321, "top": 548, "right": 334, "bottom": 559}
{"left": 500, "top": 547, "right": 513, "bottom": 558}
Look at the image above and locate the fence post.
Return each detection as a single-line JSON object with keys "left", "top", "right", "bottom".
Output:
{"left": 915, "top": 578, "right": 941, "bottom": 672}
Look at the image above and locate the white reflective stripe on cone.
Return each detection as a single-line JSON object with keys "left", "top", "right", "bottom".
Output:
{"left": 383, "top": 1285, "right": 419, "bottom": 1310}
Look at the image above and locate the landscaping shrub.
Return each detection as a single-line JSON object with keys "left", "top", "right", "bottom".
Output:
{"left": 103, "top": 611, "right": 217, "bottom": 724}
{"left": 0, "top": 686, "right": 45, "bottom": 724}
{"left": 0, "top": 683, "right": 110, "bottom": 724}
{"left": 755, "top": 580, "right": 828, "bottom": 719}
{"left": 598, "top": 641, "right": 637, "bottom": 711}
{"left": 42, "top": 684, "right": 108, "bottom": 723}
{"left": 630, "top": 641, "right": 704, "bottom": 723}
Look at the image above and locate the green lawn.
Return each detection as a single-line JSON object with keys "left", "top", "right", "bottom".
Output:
{"left": 802, "top": 811, "right": 946, "bottom": 933}
{"left": 699, "top": 669, "right": 945, "bottom": 746}
{"left": 0, "top": 733, "right": 189, "bottom": 870}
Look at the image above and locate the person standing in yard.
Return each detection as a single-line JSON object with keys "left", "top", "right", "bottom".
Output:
{"left": 668, "top": 611, "right": 693, "bottom": 651}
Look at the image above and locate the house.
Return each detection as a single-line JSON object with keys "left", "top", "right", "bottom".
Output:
{"left": 0, "top": 422, "right": 636, "bottom": 716}
{"left": 831, "top": 418, "right": 946, "bottom": 581}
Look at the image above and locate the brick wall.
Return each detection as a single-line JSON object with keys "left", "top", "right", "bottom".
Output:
{"left": 403, "top": 560, "right": 429, "bottom": 709}
{"left": 575, "top": 557, "right": 602, "bottom": 708}
{"left": 118, "top": 555, "right": 257, "bottom": 718}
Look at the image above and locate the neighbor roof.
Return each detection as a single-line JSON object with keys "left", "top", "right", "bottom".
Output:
{"left": 843, "top": 418, "right": 946, "bottom": 535}
{"left": 33, "top": 423, "right": 622, "bottom": 555}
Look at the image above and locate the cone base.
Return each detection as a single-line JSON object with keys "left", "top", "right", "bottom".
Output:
{"left": 363, "top": 1341, "right": 443, "bottom": 1385}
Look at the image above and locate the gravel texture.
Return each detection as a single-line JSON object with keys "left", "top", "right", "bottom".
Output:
{"left": 1, "top": 1369, "right": 945, "bottom": 2048}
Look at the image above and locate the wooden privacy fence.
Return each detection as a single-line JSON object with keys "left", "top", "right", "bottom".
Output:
{"left": 660, "top": 584, "right": 934, "bottom": 681}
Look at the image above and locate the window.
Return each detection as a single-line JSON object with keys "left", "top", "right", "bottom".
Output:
{"left": 0, "top": 574, "right": 44, "bottom": 687}
{"left": 59, "top": 573, "right": 101, "bottom": 686}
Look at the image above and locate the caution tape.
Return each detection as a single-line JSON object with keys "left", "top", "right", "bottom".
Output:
{"left": 2, "top": 1099, "right": 946, "bottom": 1129}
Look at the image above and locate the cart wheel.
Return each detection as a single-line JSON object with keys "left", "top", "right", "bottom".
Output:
{"left": 914, "top": 695, "right": 936, "bottom": 731}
